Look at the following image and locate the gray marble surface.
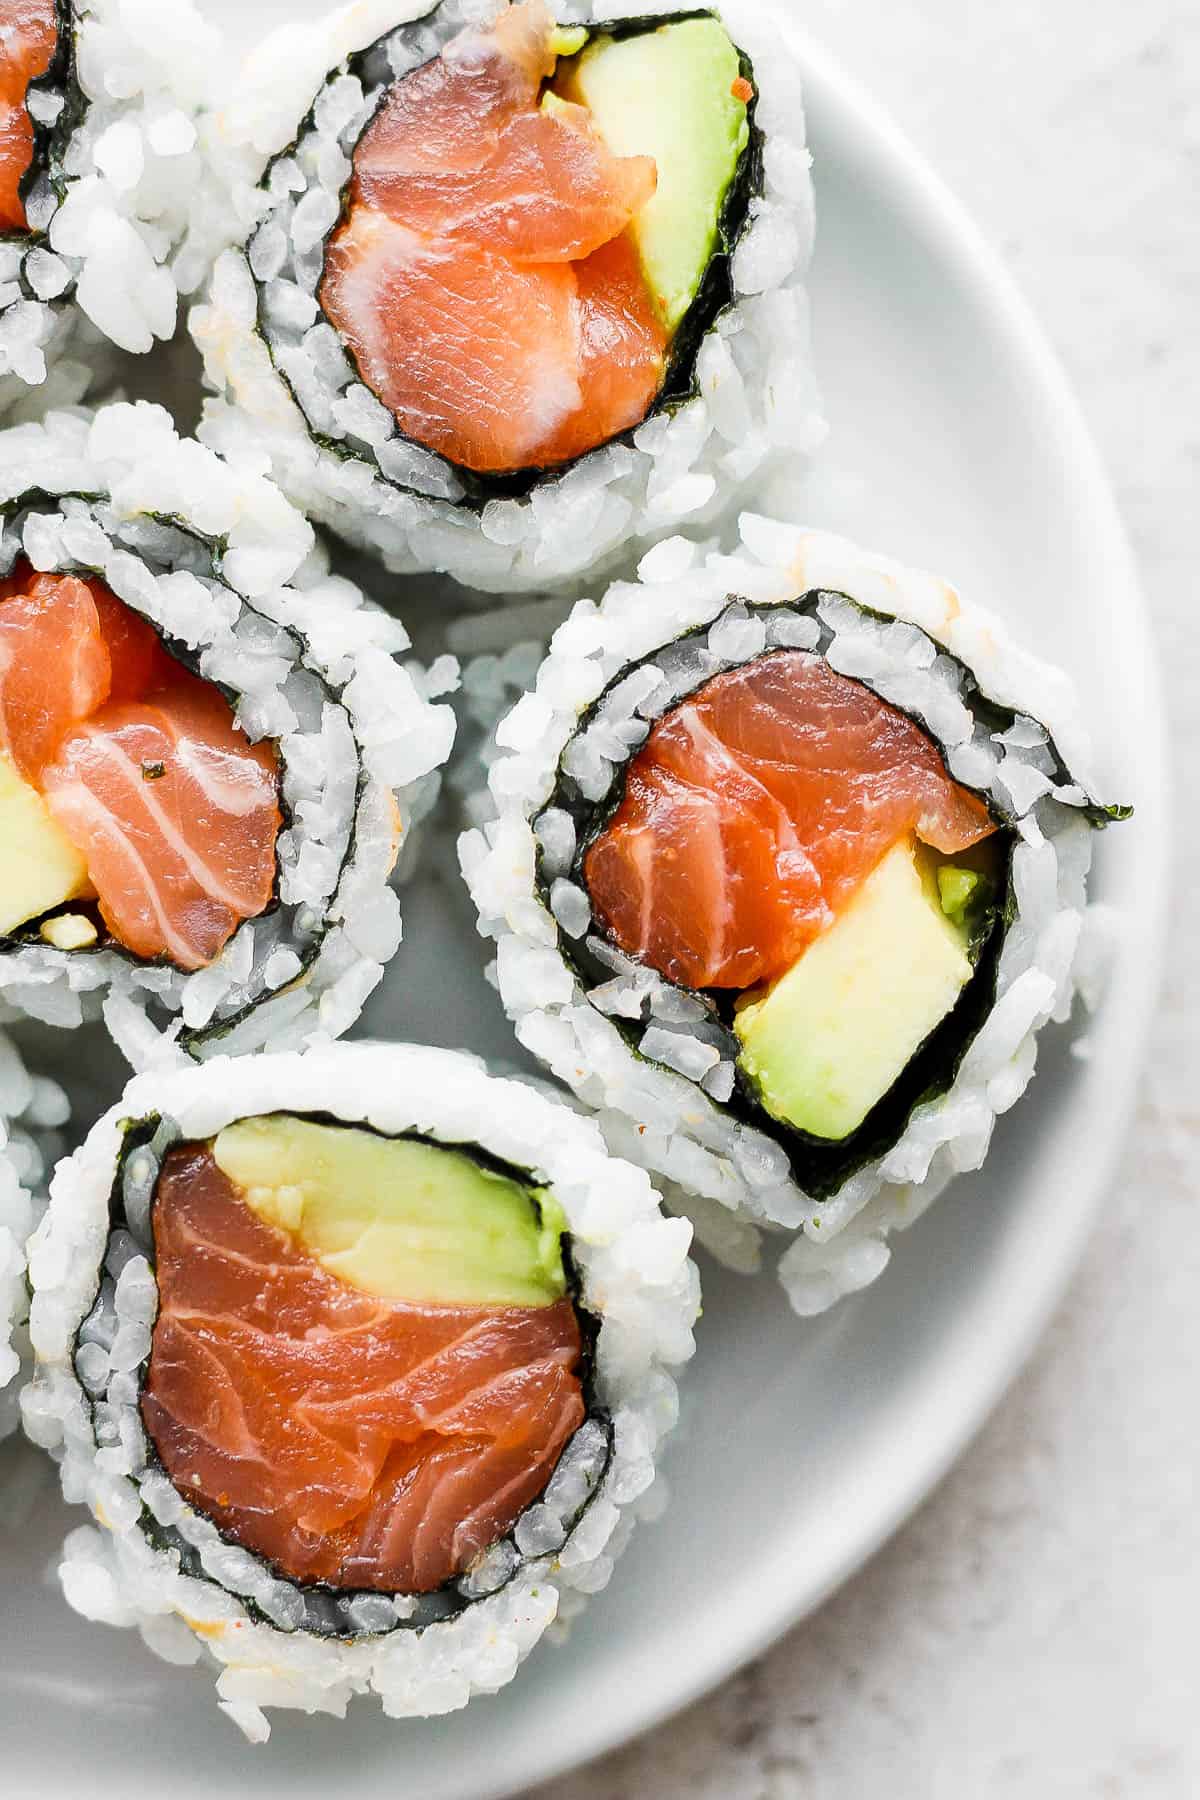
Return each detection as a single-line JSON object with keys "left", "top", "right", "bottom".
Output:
{"left": 530, "top": 3, "right": 1197, "bottom": 1795}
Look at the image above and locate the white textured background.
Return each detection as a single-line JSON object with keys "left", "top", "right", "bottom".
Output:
{"left": 530, "top": 3, "right": 1197, "bottom": 1795}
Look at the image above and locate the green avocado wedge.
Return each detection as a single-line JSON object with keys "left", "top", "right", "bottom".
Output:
{"left": 558, "top": 17, "right": 753, "bottom": 333}
{"left": 734, "top": 841, "right": 984, "bottom": 1143}
{"left": 0, "top": 750, "right": 91, "bottom": 938}
{"left": 213, "top": 1115, "right": 569, "bottom": 1308}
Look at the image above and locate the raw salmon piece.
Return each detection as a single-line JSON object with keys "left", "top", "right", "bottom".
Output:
{"left": 322, "top": 0, "right": 667, "bottom": 472}
{"left": 595, "top": 759, "right": 826, "bottom": 995}
{"left": 0, "top": 0, "right": 58, "bottom": 233}
{"left": 141, "top": 1145, "right": 586, "bottom": 1594}
{"left": 354, "top": 0, "right": 559, "bottom": 187}
{"left": 323, "top": 207, "right": 584, "bottom": 473}
{"left": 478, "top": 0, "right": 560, "bottom": 93}
{"left": 359, "top": 102, "right": 656, "bottom": 265}
{"left": 41, "top": 672, "right": 280, "bottom": 969}
{"left": 538, "top": 232, "right": 667, "bottom": 465}
{"left": 0, "top": 574, "right": 111, "bottom": 783}
{"left": 354, "top": 0, "right": 556, "bottom": 186}
{"left": 87, "top": 583, "right": 178, "bottom": 701}
{"left": 585, "top": 650, "right": 997, "bottom": 991}
{"left": 0, "top": 562, "right": 186, "bottom": 778}
{"left": 322, "top": 206, "right": 666, "bottom": 475}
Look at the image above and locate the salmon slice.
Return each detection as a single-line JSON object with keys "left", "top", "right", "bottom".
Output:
{"left": 40, "top": 673, "right": 281, "bottom": 970}
{"left": 324, "top": 208, "right": 584, "bottom": 474}
{"left": 584, "top": 650, "right": 997, "bottom": 991}
{"left": 0, "top": 0, "right": 58, "bottom": 233}
{"left": 538, "top": 233, "right": 668, "bottom": 465}
{"left": 141, "top": 1144, "right": 586, "bottom": 1594}
{"left": 320, "top": 0, "right": 667, "bottom": 474}
{"left": 87, "top": 582, "right": 179, "bottom": 702}
{"left": 355, "top": 0, "right": 556, "bottom": 186}
{"left": 0, "top": 563, "right": 280, "bottom": 968}
{"left": 358, "top": 100, "right": 656, "bottom": 264}
{"left": 0, "top": 564, "right": 178, "bottom": 781}
{"left": 322, "top": 201, "right": 666, "bottom": 475}
{"left": 0, "top": 574, "right": 112, "bottom": 783}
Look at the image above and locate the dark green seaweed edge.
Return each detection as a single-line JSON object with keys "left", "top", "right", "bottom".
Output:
{"left": 0, "top": 490, "right": 369, "bottom": 1059}
{"left": 252, "top": 4, "right": 765, "bottom": 510}
{"left": 538, "top": 589, "right": 1130, "bottom": 1203}
{"left": 69, "top": 1108, "right": 613, "bottom": 1641}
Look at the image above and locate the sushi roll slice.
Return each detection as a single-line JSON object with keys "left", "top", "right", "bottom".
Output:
{"left": 22, "top": 1043, "right": 698, "bottom": 1738}
{"left": 0, "top": 1027, "right": 67, "bottom": 1440}
{"left": 460, "top": 521, "right": 1129, "bottom": 1313}
{"left": 0, "top": 0, "right": 219, "bottom": 413}
{"left": 0, "top": 401, "right": 458, "bottom": 1068}
{"left": 193, "top": 0, "right": 823, "bottom": 594}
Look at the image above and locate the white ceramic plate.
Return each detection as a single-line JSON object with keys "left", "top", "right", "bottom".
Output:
{"left": 0, "top": 10, "right": 1166, "bottom": 1798}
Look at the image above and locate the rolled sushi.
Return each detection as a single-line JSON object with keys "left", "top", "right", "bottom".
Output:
{"left": 21, "top": 1043, "right": 697, "bottom": 1738}
{"left": 460, "top": 521, "right": 1128, "bottom": 1313}
{"left": 0, "top": 1027, "right": 67, "bottom": 1440}
{"left": 0, "top": 0, "right": 219, "bottom": 413}
{"left": 0, "top": 401, "right": 458, "bottom": 1068}
{"left": 193, "top": 0, "right": 823, "bottom": 594}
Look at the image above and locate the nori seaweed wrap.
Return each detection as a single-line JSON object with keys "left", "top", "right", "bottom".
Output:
{"left": 462, "top": 520, "right": 1127, "bottom": 1311}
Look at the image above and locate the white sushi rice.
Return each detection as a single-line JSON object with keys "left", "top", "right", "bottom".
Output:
{"left": 460, "top": 519, "right": 1120, "bottom": 1314}
{"left": 21, "top": 1043, "right": 699, "bottom": 1739}
{"left": 0, "top": 0, "right": 221, "bottom": 414}
{"left": 0, "top": 402, "right": 458, "bottom": 1070}
{"left": 450, "top": 625, "right": 562, "bottom": 829}
{"left": 0, "top": 1029, "right": 68, "bottom": 1441}
{"left": 190, "top": 0, "right": 825, "bottom": 594}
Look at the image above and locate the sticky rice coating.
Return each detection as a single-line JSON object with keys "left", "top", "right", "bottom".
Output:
{"left": 0, "top": 1025, "right": 68, "bottom": 1439}
{"left": 460, "top": 519, "right": 1120, "bottom": 1314}
{"left": 0, "top": 0, "right": 223, "bottom": 413}
{"left": 21, "top": 1045, "right": 698, "bottom": 1740}
{"left": 0, "top": 402, "right": 458, "bottom": 1071}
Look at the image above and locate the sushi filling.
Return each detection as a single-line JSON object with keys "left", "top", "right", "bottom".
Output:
{"left": 297, "top": 0, "right": 756, "bottom": 484}
{"left": 0, "top": 0, "right": 60, "bottom": 234}
{"left": 579, "top": 646, "right": 1003, "bottom": 1145}
{"left": 534, "top": 594, "right": 1049, "bottom": 1192}
{"left": 0, "top": 561, "right": 282, "bottom": 971}
{"left": 80, "top": 1112, "right": 609, "bottom": 1631}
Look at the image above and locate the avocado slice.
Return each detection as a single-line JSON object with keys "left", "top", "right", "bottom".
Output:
{"left": 0, "top": 751, "right": 91, "bottom": 939}
{"left": 734, "top": 841, "right": 978, "bottom": 1143}
{"left": 937, "top": 865, "right": 981, "bottom": 928}
{"left": 40, "top": 913, "right": 99, "bottom": 950}
{"left": 213, "top": 1114, "right": 569, "bottom": 1307}
{"left": 558, "top": 17, "right": 753, "bottom": 333}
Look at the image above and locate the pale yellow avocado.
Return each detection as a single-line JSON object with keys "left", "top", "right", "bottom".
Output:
{"left": 212, "top": 1114, "right": 569, "bottom": 1307}
{"left": 734, "top": 841, "right": 976, "bottom": 1142}
{"left": 0, "top": 751, "right": 91, "bottom": 938}
{"left": 559, "top": 19, "right": 751, "bottom": 333}
{"left": 40, "top": 913, "right": 99, "bottom": 950}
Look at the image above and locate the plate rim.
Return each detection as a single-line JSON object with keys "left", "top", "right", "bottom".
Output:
{"left": 1, "top": 21, "right": 1168, "bottom": 1798}
{"left": 468, "top": 27, "right": 1169, "bottom": 1797}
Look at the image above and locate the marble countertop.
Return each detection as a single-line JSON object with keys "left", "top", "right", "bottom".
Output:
{"left": 533, "top": 2, "right": 1197, "bottom": 1794}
